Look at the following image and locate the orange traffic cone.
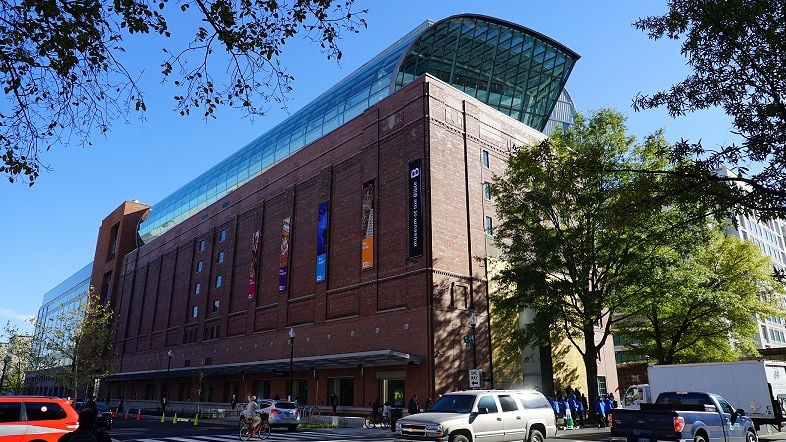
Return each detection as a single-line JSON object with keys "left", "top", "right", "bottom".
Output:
{"left": 136, "top": 409, "right": 142, "bottom": 421}
{"left": 124, "top": 410, "right": 129, "bottom": 420}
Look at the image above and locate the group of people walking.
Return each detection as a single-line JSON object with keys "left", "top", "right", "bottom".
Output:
{"left": 549, "top": 387, "right": 616, "bottom": 429}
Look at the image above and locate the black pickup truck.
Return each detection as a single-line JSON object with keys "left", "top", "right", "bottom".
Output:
{"left": 609, "top": 391, "right": 757, "bottom": 442}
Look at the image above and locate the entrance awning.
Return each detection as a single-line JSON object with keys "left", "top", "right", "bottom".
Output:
{"left": 103, "top": 349, "right": 422, "bottom": 381}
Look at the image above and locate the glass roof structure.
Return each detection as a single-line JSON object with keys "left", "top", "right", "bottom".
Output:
{"left": 138, "top": 14, "right": 579, "bottom": 244}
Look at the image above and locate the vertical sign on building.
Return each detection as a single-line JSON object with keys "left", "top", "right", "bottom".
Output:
{"left": 248, "top": 230, "right": 260, "bottom": 301}
{"left": 408, "top": 159, "right": 423, "bottom": 258}
{"left": 279, "top": 217, "right": 291, "bottom": 292}
{"left": 361, "top": 180, "right": 375, "bottom": 269}
{"left": 316, "top": 201, "right": 329, "bottom": 283}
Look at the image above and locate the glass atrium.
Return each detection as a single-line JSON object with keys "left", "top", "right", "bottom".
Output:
{"left": 138, "top": 14, "right": 579, "bottom": 244}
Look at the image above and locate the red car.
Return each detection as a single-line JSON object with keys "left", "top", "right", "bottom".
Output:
{"left": 0, "top": 396, "right": 80, "bottom": 442}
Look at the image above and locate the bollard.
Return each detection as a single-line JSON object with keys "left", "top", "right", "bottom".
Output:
{"left": 161, "top": 412, "right": 166, "bottom": 423}
{"left": 173, "top": 413, "right": 178, "bottom": 424}
{"left": 193, "top": 413, "right": 199, "bottom": 426}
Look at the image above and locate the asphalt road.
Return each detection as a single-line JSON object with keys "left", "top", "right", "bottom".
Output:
{"left": 107, "top": 416, "right": 616, "bottom": 442}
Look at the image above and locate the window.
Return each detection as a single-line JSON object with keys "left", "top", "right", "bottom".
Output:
{"left": 196, "top": 261, "right": 203, "bottom": 272}
{"left": 183, "top": 329, "right": 198, "bottom": 344}
{"left": 192, "top": 306, "right": 198, "bottom": 318}
{"left": 483, "top": 182, "right": 491, "bottom": 200}
{"left": 219, "top": 229, "right": 227, "bottom": 242}
{"left": 477, "top": 395, "right": 498, "bottom": 413}
{"left": 215, "top": 275, "right": 222, "bottom": 288}
{"left": 498, "top": 395, "right": 519, "bottom": 412}
{"left": 597, "top": 376, "right": 607, "bottom": 397}
{"left": 204, "top": 324, "right": 220, "bottom": 340}
{"left": 194, "top": 283, "right": 201, "bottom": 295}
{"left": 481, "top": 150, "right": 490, "bottom": 168}
{"left": 198, "top": 240, "right": 206, "bottom": 252}
{"left": 484, "top": 216, "right": 493, "bottom": 235}
{"left": 212, "top": 299, "right": 220, "bottom": 313}
{"left": 217, "top": 251, "right": 225, "bottom": 264}
{"left": 107, "top": 224, "right": 119, "bottom": 262}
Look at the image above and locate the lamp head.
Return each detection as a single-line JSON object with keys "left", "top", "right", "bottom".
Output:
{"left": 469, "top": 312, "right": 477, "bottom": 327}
{"left": 289, "top": 327, "right": 296, "bottom": 339}
{"left": 167, "top": 349, "right": 174, "bottom": 358}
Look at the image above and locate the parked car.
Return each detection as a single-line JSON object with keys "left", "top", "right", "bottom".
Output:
{"left": 73, "top": 400, "right": 114, "bottom": 430}
{"left": 239, "top": 399, "right": 300, "bottom": 431}
{"left": 610, "top": 391, "right": 757, "bottom": 442}
{"left": 0, "top": 396, "right": 80, "bottom": 442}
{"left": 395, "top": 389, "right": 556, "bottom": 442}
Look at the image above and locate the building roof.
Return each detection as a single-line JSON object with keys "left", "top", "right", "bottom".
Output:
{"left": 138, "top": 14, "right": 579, "bottom": 244}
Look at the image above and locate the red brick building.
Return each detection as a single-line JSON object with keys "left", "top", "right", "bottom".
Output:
{"left": 95, "top": 15, "right": 578, "bottom": 409}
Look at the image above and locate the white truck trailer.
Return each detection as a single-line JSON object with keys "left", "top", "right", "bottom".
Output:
{"left": 621, "top": 360, "right": 786, "bottom": 429}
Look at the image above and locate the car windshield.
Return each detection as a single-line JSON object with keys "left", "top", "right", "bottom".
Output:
{"left": 273, "top": 401, "right": 296, "bottom": 410}
{"left": 428, "top": 395, "right": 475, "bottom": 413}
{"left": 96, "top": 402, "right": 111, "bottom": 411}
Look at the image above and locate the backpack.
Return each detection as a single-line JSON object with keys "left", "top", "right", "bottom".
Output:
{"left": 70, "top": 429, "right": 98, "bottom": 442}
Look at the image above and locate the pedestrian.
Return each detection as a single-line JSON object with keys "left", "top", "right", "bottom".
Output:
{"left": 331, "top": 393, "right": 339, "bottom": 415}
{"left": 604, "top": 394, "right": 615, "bottom": 423}
{"left": 408, "top": 395, "right": 419, "bottom": 415}
{"left": 424, "top": 397, "right": 432, "bottom": 412}
{"left": 383, "top": 400, "right": 392, "bottom": 420}
{"left": 58, "top": 408, "right": 111, "bottom": 442}
{"left": 594, "top": 396, "right": 607, "bottom": 428}
{"left": 569, "top": 393, "right": 584, "bottom": 428}
{"left": 231, "top": 394, "right": 237, "bottom": 410}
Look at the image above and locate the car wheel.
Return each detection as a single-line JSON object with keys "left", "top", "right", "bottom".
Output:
{"left": 287, "top": 425, "right": 297, "bottom": 432}
{"left": 695, "top": 434, "right": 707, "bottom": 442}
{"left": 746, "top": 430, "right": 757, "bottom": 442}
{"left": 449, "top": 433, "right": 470, "bottom": 442}
{"left": 528, "top": 429, "right": 544, "bottom": 442}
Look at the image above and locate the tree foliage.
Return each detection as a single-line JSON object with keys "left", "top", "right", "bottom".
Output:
{"left": 632, "top": 0, "right": 786, "bottom": 220}
{"left": 0, "top": 0, "right": 367, "bottom": 185}
{"left": 1, "top": 322, "right": 33, "bottom": 394}
{"left": 489, "top": 109, "right": 719, "bottom": 399}
{"left": 30, "top": 289, "right": 114, "bottom": 398}
{"left": 615, "top": 229, "right": 786, "bottom": 364}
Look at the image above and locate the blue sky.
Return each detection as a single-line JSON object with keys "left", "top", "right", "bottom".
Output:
{"left": 0, "top": 1, "right": 742, "bottom": 336}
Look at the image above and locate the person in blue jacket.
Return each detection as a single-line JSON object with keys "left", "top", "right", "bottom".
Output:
{"left": 604, "top": 393, "right": 615, "bottom": 424}
{"left": 594, "top": 396, "right": 607, "bottom": 428}
{"left": 569, "top": 393, "right": 584, "bottom": 427}
{"left": 549, "top": 394, "right": 559, "bottom": 418}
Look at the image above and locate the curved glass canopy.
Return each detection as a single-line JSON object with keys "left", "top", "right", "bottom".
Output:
{"left": 138, "top": 14, "right": 579, "bottom": 244}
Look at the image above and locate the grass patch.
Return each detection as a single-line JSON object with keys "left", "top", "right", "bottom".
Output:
{"left": 298, "top": 422, "right": 339, "bottom": 429}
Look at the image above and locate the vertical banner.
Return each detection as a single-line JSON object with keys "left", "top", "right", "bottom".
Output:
{"left": 408, "top": 159, "right": 423, "bottom": 258}
{"left": 361, "top": 180, "right": 375, "bottom": 269}
{"left": 278, "top": 217, "right": 291, "bottom": 292}
{"left": 248, "top": 230, "right": 260, "bottom": 301}
{"left": 316, "top": 201, "right": 329, "bottom": 283}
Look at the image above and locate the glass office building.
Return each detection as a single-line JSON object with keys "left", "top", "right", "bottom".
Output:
{"left": 138, "top": 14, "right": 579, "bottom": 244}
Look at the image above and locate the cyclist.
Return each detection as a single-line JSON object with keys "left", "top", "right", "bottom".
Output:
{"left": 247, "top": 396, "right": 261, "bottom": 431}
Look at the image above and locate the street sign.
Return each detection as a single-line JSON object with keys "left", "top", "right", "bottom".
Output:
{"left": 273, "top": 370, "right": 289, "bottom": 377}
{"left": 469, "top": 369, "right": 482, "bottom": 389}
{"left": 463, "top": 335, "right": 474, "bottom": 347}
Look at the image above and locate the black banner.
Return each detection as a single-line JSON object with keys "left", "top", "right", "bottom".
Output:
{"left": 408, "top": 159, "right": 423, "bottom": 258}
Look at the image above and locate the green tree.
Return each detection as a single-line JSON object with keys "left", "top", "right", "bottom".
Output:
{"left": 31, "top": 289, "right": 114, "bottom": 398}
{"left": 615, "top": 229, "right": 786, "bottom": 364}
{"left": 489, "top": 108, "right": 718, "bottom": 399}
{"left": 0, "top": 322, "right": 33, "bottom": 394}
{"left": 632, "top": 1, "right": 786, "bottom": 221}
{"left": 0, "top": 0, "right": 367, "bottom": 185}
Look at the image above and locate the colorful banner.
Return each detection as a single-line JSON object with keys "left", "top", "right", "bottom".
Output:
{"left": 361, "top": 180, "right": 375, "bottom": 269}
{"left": 279, "top": 217, "right": 291, "bottom": 292}
{"left": 408, "top": 159, "right": 423, "bottom": 258}
{"left": 248, "top": 230, "right": 260, "bottom": 301}
{"left": 316, "top": 201, "right": 329, "bottom": 283}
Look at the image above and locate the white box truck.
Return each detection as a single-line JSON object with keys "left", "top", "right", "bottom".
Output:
{"left": 621, "top": 360, "right": 786, "bottom": 428}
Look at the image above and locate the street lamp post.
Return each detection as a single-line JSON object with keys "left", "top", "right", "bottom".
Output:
{"left": 164, "top": 349, "right": 173, "bottom": 412}
{"left": 469, "top": 312, "right": 477, "bottom": 370}
{"left": 288, "top": 328, "right": 296, "bottom": 401}
{"left": 0, "top": 348, "right": 12, "bottom": 394}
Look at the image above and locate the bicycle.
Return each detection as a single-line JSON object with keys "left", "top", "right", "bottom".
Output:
{"left": 364, "top": 412, "right": 390, "bottom": 428}
{"left": 239, "top": 415, "right": 271, "bottom": 440}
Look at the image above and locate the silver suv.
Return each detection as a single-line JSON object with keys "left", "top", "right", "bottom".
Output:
{"left": 395, "top": 390, "right": 556, "bottom": 442}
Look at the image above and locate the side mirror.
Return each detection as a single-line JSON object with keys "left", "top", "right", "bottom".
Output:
{"left": 476, "top": 407, "right": 489, "bottom": 414}
{"left": 736, "top": 408, "right": 746, "bottom": 416}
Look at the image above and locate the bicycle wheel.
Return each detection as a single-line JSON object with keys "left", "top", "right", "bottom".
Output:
{"left": 239, "top": 423, "right": 251, "bottom": 441}
{"left": 364, "top": 415, "right": 375, "bottom": 428}
{"left": 258, "top": 420, "right": 271, "bottom": 440}
{"left": 381, "top": 415, "right": 391, "bottom": 429}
